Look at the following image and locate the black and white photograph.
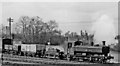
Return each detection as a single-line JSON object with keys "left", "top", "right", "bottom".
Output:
{"left": 0, "top": 0, "right": 119, "bottom": 66}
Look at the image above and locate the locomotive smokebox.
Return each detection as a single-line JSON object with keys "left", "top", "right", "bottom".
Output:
{"left": 102, "top": 41, "right": 110, "bottom": 56}
{"left": 102, "top": 41, "right": 106, "bottom": 46}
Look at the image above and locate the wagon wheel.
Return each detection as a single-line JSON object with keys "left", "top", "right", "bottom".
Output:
{"left": 88, "top": 57, "right": 93, "bottom": 62}
{"left": 98, "top": 58, "right": 107, "bottom": 63}
{"left": 90, "top": 57, "right": 99, "bottom": 63}
{"left": 102, "top": 59, "right": 108, "bottom": 64}
{"left": 93, "top": 58, "right": 99, "bottom": 63}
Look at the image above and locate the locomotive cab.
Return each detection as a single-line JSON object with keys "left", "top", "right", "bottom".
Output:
{"left": 74, "top": 39, "right": 83, "bottom": 46}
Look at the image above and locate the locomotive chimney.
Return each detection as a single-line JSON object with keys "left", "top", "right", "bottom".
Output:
{"left": 102, "top": 41, "right": 106, "bottom": 46}
{"left": 91, "top": 42, "right": 94, "bottom": 46}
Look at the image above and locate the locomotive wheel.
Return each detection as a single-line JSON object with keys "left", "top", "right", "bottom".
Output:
{"left": 89, "top": 57, "right": 99, "bottom": 63}
{"left": 94, "top": 58, "right": 107, "bottom": 63}
{"left": 67, "top": 57, "right": 70, "bottom": 61}
{"left": 101, "top": 59, "right": 107, "bottom": 64}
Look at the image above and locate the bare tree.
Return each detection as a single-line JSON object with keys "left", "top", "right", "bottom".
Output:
{"left": 13, "top": 16, "right": 61, "bottom": 44}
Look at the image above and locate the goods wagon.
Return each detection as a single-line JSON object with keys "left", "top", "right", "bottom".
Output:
{"left": 45, "top": 46, "right": 59, "bottom": 58}
{"left": 19, "top": 44, "right": 46, "bottom": 57}
{"left": 20, "top": 44, "right": 36, "bottom": 56}
{"left": 2, "top": 39, "right": 13, "bottom": 54}
{"left": 36, "top": 44, "right": 46, "bottom": 57}
{"left": 12, "top": 44, "right": 21, "bottom": 55}
{"left": 21, "top": 44, "right": 36, "bottom": 52}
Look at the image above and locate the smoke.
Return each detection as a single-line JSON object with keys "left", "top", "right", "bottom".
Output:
{"left": 92, "top": 14, "right": 116, "bottom": 45}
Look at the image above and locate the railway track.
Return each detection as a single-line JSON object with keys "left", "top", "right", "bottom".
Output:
{"left": 1, "top": 54, "right": 94, "bottom": 65}
{"left": 1, "top": 54, "right": 120, "bottom": 66}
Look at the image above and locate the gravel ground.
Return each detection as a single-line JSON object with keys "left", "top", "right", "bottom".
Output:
{"left": 1, "top": 62, "right": 120, "bottom": 66}
{"left": 1, "top": 53, "right": 120, "bottom": 66}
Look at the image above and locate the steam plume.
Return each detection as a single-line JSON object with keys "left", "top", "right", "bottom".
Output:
{"left": 92, "top": 14, "right": 116, "bottom": 45}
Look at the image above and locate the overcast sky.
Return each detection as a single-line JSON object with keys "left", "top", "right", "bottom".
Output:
{"left": 1, "top": 2, "right": 118, "bottom": 34}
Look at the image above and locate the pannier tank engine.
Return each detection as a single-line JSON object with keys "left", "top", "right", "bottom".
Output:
{"left": 67, "top": 40, "right": 114, "bottom": 63}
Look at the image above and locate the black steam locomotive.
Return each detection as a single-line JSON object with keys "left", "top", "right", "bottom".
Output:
{"left": 67, "top": 40, "right": 114, "bottom": 63}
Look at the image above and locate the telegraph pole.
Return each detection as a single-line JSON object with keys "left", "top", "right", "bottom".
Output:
{"left": 8, "top": 17, "right": 13, "bottom": 39}
{"left": 1, "top": 24, "right": 3, "bottom": 65}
